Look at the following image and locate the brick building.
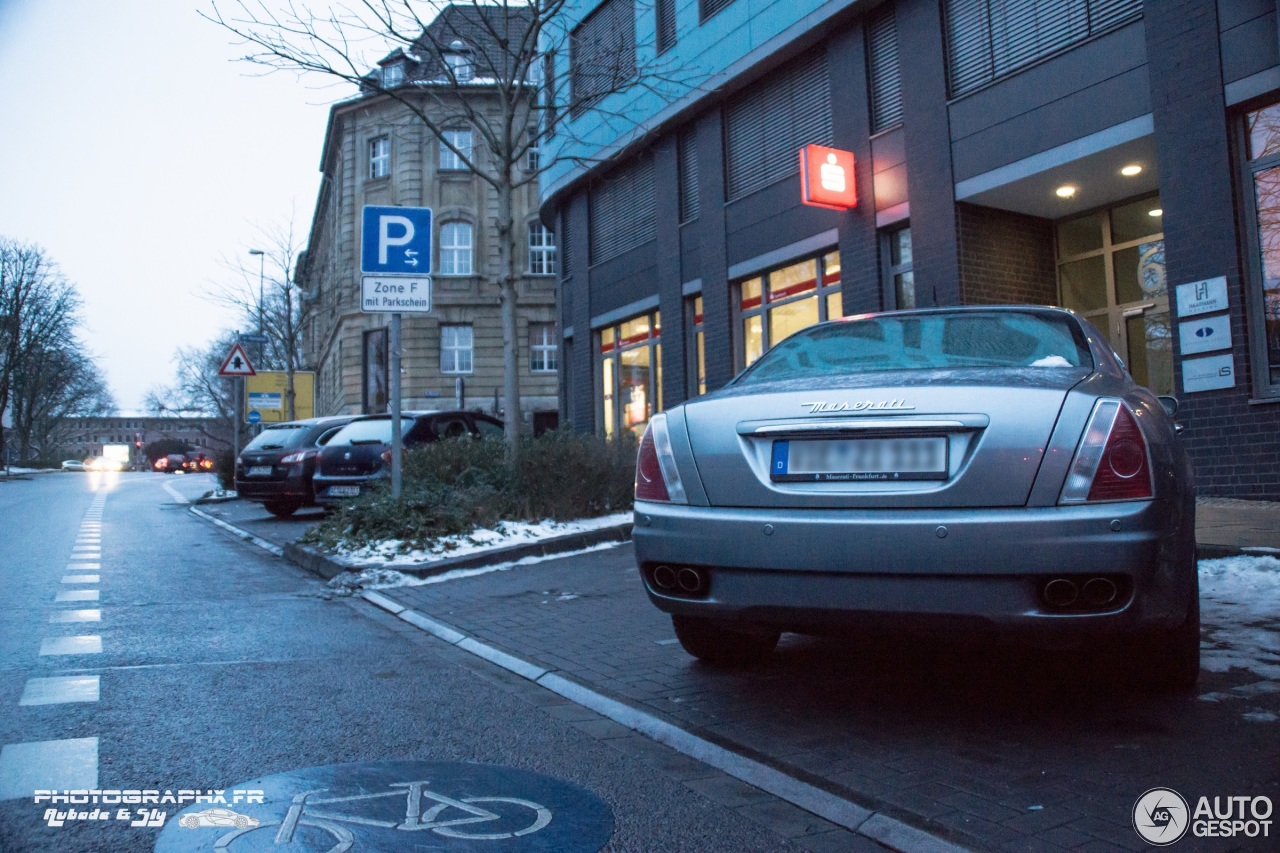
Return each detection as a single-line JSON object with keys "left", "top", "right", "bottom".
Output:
{"left": 541, "top": 0, "right": 1280, "bottom": 498}
{"left": 299, "top": 5, "right": 559, "bottom": 432}
{"left": 58, "top": 415, "right": 224, "bottom": 466}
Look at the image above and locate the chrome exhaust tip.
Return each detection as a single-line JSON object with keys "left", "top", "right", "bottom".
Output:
{"left": 1043, "top": 578, "right": 1079, "bottom": 608}
{"left": 677, "top": 567, "right": 704, "bottom": 593}
{"left": 652, "top": 565, "right": 677, "bottom": 590}
{"left": 1081, "top": 577, "right": 1118, "bottom": 607}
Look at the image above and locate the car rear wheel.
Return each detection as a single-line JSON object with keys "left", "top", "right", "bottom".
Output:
{"left": 671, "top": 615, "right": 780, "bottom": 665}
{"left": 1135, "top": 599, "right": 1200, "bottom": 693}
{"left": 264, "top": 500, "right": 301, "bottom": 519}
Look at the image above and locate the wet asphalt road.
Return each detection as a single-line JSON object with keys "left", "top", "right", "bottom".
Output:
{"left": 0, "top": 472, "right": 867, "bottom": 853}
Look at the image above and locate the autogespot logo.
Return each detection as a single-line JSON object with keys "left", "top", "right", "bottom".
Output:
{"left": 1134, "top": 788, "right": 1190, "bottom": 846}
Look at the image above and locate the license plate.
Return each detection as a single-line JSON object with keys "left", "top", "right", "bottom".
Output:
{"left": 327, "top": 485, "right": 361, "bottom": 497}
{"left": 771, "top": 437, "right": 948, "bottom": 482}
{"left": 246, "top": 466, "right": 273, "bottom": 476}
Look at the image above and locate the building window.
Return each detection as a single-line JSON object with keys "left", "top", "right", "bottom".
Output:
{"left": 687, "top": 295, "right": 705, "bottom": 397}
{"left": 1243, "top": 101, "right": 1280, "bottom": 397}
{"left": 439, "top": 222, "right": 473, "bottom": 275}
{"left": 589, "top": 153, "right": 656, "bottom": 263}
{"left": 736, "top": 252, "right": 842, "bottom": 370}
{"left": 699, "top": 0, "right": 735, "bottom": 23}
{"left": 943, "top": 0, "right": 1142, "bottom": 98}
{"left": 598, "top": 310, "right": 662, "bottom": 438}
{"left": 530, "top": 322, "right": 558, "bottom": 372}
{"left": 439, "top": 129, "right": 472, "bottom": 171}
{"left": 368, "top": 136, "right": 390, "bottom": 179}
{"left": 362, "top": 328, "right": 388, "bottom": 414}
{"left": 526, "top": 139, "right": 541, "bottom": 172}
{"left": 886, "top": 227, "right": 915, "bottom": 309}
{"left": 678, "top": 130, "right": 699, "bottom": 223}
{"left": 1056, "top": 196, "right": 1170, "bottom": 394}
{"left": 570, "top": 0, "right": 636, "bottom": 115}
{"left": 382, "top": 63, "right": 404, "bottom": 87}
{"left": 444, "top": 41, "right": 473, "bottom": 81}
{"left": 656, "top": 0, "right": 676, "bottom": 54}
{"left": 867, "top": 5, "right": 903, "bottom": 133}
{"left": 725, "top": 50, "right": 832, "bottom": 201}
{"left": 528, "top": 222, "right": 557, "bottom": 275}
{"left": 441, "top": 324, "right": 474, "bottom": 374}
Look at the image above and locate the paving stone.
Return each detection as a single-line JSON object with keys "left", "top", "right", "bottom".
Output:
{"left": 795, "top": 829, "right": 894, "bottom": 852}
{"left": 732, "top": 798, "right": 841, "bottom": 838}
{"left": 681, "top": 775, "right": 776, "bottom": 809}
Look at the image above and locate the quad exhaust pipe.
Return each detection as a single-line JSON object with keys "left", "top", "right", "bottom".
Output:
{"left": 1042, "top": 576, "right": 1120, "bottom": 609}
{"left": 650, "top": 565, "right": 707, "bottom": 597}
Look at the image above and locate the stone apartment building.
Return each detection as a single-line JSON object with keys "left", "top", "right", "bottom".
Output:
{"left": 58, "top": 415, "right": 225, "bottom": 464}
{"left": 298, "top": 5, "right": 559, "bottom": 433}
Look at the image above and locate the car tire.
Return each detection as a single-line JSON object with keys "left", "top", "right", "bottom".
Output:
{"left": 1136, "top": 598, "right": 1201, "bottom": 693}
{"left": 264, "top": 500, "right": 300, "bottom": 519}
{"left": 671, "top": 615, "right": 780, "bottom": 665}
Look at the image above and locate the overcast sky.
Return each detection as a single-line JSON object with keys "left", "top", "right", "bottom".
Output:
{"left": 0, "top": 0, "right": 345, "bottom": 412}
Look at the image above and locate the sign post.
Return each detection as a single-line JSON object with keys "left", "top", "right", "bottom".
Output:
{"left": 361, "top": 205, "right": 433, "bottom": 499}
{"left": 218, "top": 340, "right": 257, "bottom": 465}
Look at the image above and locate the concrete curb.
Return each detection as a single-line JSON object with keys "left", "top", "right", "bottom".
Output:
{"left": 284, "top": 522, "right": 634, "bottom": 582}
{"left": 1196, "top": 544, "right": 1280, "bottom": 560}
{"left": 359, "top": 592, "right": 973, "bottom": 853}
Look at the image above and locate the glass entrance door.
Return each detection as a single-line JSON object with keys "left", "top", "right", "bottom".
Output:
{"left": 1056, "top": 196, "right": 1172, "bottom": 393}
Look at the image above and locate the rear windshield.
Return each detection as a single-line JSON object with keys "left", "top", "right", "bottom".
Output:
{"left": 734, "top": 311, "right": 1092, "bottom": 385}
{"left": 326, "top": 418, "right": 413, "bottom": 445}
{"left": 242, "top": 425, "right": 311, "bottom": 451}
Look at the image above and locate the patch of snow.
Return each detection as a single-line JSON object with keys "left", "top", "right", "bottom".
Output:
{"left": 1029, "top": 355, "right": 1072, "bottom": 367}
{"left": 334, "top": 512, "right": 631, "bottom": 567}
{"left": 1199, "top": 556, "right": 1280, "bottom": 681}
{"left": 1242, "top": 709, "right": 1278, "bottom": 723}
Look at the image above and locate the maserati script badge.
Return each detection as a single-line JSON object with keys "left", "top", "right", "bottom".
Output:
{"left": 801, "top": 400, "right": 915, "bottom": 413}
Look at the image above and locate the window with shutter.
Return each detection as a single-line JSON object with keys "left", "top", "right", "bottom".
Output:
{"left": 678, "top": 131, "right": 699, "bottom": 223}
{"left": 867, "top": 6, "right": 903, "bottom": 133}
{"left": 589, "top": 154, "right": 656, "bottom": 263}
{"left": 725, "top": 51, "right": 833, "bottom": 201}
{"left": 700, "top": 0, "right": 735, "bottom": 23}
{"left": 943, "top": 0, "right": 1142, "bottom": 98}
{"left": 570, "top": 0, "right": 637, "bottom": 115}
{"left": 656, "top": 0, "right": 677, "bottom": 55}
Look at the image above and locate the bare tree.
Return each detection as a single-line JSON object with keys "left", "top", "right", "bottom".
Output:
{"left": 0, "top": 239, "right": 113, "bottom": 464}
{"left": 144, "top": 330, "right": 243, "bottom": 448}
{"left": 209, "top": 218, "right": 312, "bottom": 419}
{"left": 203, "top": 0, "right": 691, "bottom": 448}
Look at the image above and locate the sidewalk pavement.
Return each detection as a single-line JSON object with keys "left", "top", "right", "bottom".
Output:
{"left": 1194, "top": 496, "right": 1280, "bottom": 557}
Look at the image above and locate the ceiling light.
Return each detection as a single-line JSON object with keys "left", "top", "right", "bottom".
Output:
{"left": 1120, "top": 164, "right": 1143, "bottom": 177}
{"left": 1148, "top": 208, "right": 1163, "bottom": 217}
{"left": 1055, "top": 185, "right": 1077, "bottom": 199}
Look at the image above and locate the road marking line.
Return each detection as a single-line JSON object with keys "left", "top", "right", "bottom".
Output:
{"left": 66, "top": 563, "right": 100, "bottom": 571}
{"left": 19, "top": 676, "right": 100, "bottom": 706}
{"left": 358, "top": 594, "right": 971, "bottom": 853}
{"left": 50, "top": 609, "right": 101, "bottom": 623}
{"left": 0, "top": 738, "right": 99, "bottom": 801}
{"left": 187, "top": 506, "right": 284, "bottom": 556}
{"left": 61, "top": 575, "right": 100, "bottom": 584}
{"left": 40, "top": 636, "right": 102, "bottom": 656}
{"left": 162, "top": 482, "right": 188, "bottom": 504}
{"left": 56, "top": 590, "right": 99, "bottom": 602}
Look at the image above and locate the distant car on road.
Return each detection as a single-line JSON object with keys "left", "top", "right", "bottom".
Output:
{"left": 181, "top": 451, "right": 215, "bottom": 474}
{"left": 179, "top": 807, "right": 260, "bottom": 829}
{"left": 235, "top": 415, "right": 358, "bottom": 518}
{"left": 86, "top": 456, "right": 124, "bottom": 472}
{"left": 61, "top": 459, "right": 87, "bottom": 472}
{"left": 633, "top": 306, "right": 1199, "bottom": 690}
{"left": 156, "top": 453, "right": 187, "bottom": 473}
{"left": 312, "top": 411, "right": 503, "bottom": 505}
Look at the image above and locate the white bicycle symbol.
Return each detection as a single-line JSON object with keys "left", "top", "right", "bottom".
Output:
{"left": 213, "top": 780, "right": 552, "bottom": 852}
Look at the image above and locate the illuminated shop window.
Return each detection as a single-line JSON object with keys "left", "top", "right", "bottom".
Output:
{"left": 597, "top": 310, "right": 661, "bottom": 438}
{"left": 736, "top": 252, "right": 841, "bottom": 370}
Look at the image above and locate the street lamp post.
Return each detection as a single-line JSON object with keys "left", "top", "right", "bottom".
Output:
{"left": 248, "top": 249, "right": 265, "bottom": 436}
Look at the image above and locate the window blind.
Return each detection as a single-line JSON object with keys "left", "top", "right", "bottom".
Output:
{"left": 570, "top": 0, "right": 637, "bottom": 115}
{"left": 678, "top": 130, "right": 699, "bottom": 223}
{"left": 868, "top": 6, "right": 903, "bottom": 133}
{"left": 590, "top": 153, "right": 656, "bottom": 263}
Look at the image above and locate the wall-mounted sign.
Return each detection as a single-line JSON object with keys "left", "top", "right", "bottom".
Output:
{"left": 1178, "top": 313, "right": 1232, "bottom": 356}
{"left": 1182, "top": 353, "right": 1235, "bottom": 393}
{"left": 1175, "top": 276, "right": 1228, "bottom": 317}
{"left": 799, "top": 144, "right": 857, "bottom": 210}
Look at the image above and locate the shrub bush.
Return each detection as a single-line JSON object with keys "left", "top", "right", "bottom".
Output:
{"left": 302, "top": 428, "right": 637, "bottom": 553}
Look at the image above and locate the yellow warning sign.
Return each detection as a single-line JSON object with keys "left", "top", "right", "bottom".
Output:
{"left": 244, "top": 372, "right": 315, "bottom": 422}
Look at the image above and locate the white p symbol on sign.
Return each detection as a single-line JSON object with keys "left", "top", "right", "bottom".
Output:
{"left": 378, "top": 215, "right": 414, "bottom": 264}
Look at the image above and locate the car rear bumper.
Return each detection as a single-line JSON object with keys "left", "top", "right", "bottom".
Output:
{"left": 632, "top": 499, "right": 1195, "bottom": 639}
{"left": 235, "top": 475, "right": 311, "bottom": 503}
{"left": 311, "top": 473, "right": 381, "bottom": 504}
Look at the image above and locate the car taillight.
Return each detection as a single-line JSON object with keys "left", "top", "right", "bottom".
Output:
{"left": 635, "top": 414, "right": 687, "bottom": 504}
{"left": 380, "top": 449, "right": 392, "bottom": 465}
{"left": 280, "top": 450, "right": 316, "bottom": 465}
{"left": 1060, "top": 399, "right": 1153, "bottom": 503}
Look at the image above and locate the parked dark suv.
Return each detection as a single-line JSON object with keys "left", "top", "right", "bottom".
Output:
{"left": 235, "top": 416, "right": 358, "bottom": 517}
{"left": 312, "top": 411, "right": 503, "bottom": 505}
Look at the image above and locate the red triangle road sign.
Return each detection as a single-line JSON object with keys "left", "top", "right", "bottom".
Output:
{"left": 218, "top": 342, "right": 257, "bottom": 377}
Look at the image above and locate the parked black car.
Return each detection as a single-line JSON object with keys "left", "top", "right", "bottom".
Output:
{"left": 312, "top": 411, "right": 504, "bottom": 505}
{"left": 235, "top": 416, "right": 358, "bottom": 517}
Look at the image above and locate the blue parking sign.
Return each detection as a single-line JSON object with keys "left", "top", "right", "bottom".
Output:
{"left": 361, "top": 205, "right": 432, "bottom": 275}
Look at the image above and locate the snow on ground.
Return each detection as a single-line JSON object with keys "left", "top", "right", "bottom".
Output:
{"left": 332, "top": 512, "right": 631, "bottom": 567}
{"left": 325, "top": 540, "right": 627, "bottom": 595}
{"left": 1199, "top": 555, "right": 1280, "bottom": 681}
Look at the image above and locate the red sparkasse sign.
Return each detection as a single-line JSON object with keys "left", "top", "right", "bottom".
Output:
{"left": 800, "top": 144, "right": 857, "bottom": 210}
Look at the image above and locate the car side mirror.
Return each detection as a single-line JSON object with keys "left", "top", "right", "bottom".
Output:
{"left": 1156, "top": 395, "right": 1179, "bottom": 418}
